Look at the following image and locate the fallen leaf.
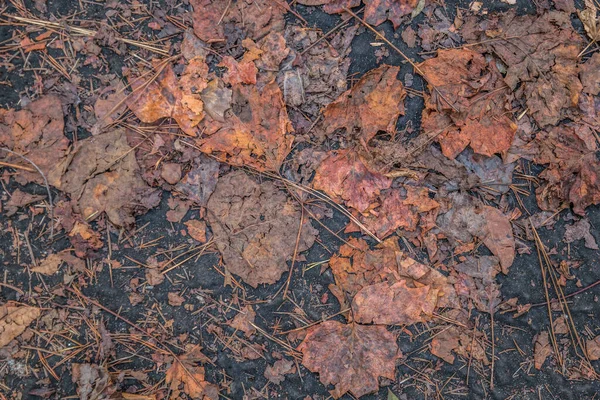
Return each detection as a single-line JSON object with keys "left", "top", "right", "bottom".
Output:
{"left": 207, "top": 170, "right": 317, "bottom": 287}
{"left": 168, "top": 292, "right": 185, "bottom": 307}
{"left": 534, "top": 331, "right": 552, "bottom": 369}
{"left": 579, "top": 52, "right": 600, "bottom": 96}
{"left": 93, "top": 80, "right": 127, "bottom": 134}
{"left": 72, "top": 363, "right": 118, "bottom": 400}
{"left": 4, "top": 189, "right": 45, "bottom": 216}
{"left": 185, "top": 219, "right": 207, "bottom": 243}
{"left": 298, "top": 321, "right": 401, "bottom": 398}
{"left": 32, "top": 253, "right": 63, "bottom": 275}
{"left": 161, "top": 163, "right": 182, "bottom": 185}
{"left": 57, "top": 129, "right": 160, "bottom": 227}
{"left": 322, "top": 65, "right": 405, "bottom": 143}
{"left": 165, "top": 346, "right": 218, "bottom": 399}
{"left": 125, "top": 57, "right": 208, "bottom": 136}
{"left": 0, "top": 96, "right": 69, "bottom": 186}
{"left": 228, "top": 305, "right": 256, "bottom": 337}
{"left": 564, "top": 218, "right": 598, "bottom": 250}
{"left": 362, "top": 0, "right": 419, "bottom": 28}
{"left": 419, "top": 48, "right": 516, "bottom": 158}
{"left": 175, "top": 155, "right": 220, "bottom": 207}
{"left": 264, "top": 359, "right": 296, "bottom": 385}
{"left": 586, "top": 336, "right": 600, "bottom": 361}
{"left": 198, "top": 82, "right": 294, "bottom": 172}
{"left": 352, "top": 280, "right": 439, "bottom": 325}
{"left": 0, "top": 303, "right": 41, "bottom": 348}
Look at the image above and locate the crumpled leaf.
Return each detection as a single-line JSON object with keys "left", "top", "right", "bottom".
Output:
{"left": 264, "top": 359, "right": 296, "bottom": 385}
{"left": 430, "top": 310, "right": 490, "bottom": 365}
{"left": 198, "top": 82, "right": 294, "bottom": 172}
{"left": 72, "top": 363, "right": 118, "bottom": 400}
{"left": 419, "top": 49, "right": 516, "bottom": 158}
{"left": 0, "top": 96, "right": 69, "bottom": 186}
{"left": 322, "top": 65, "right": 405, "bottom": 143}
{"left": 125, "top": 57, "right": 208, "bottom": 136}
{"left": 516, "top": 124, "right": 600, "bottom": 215}
{"left": 352, "top": 280, "right": 439, "bottom": 325}
{"left": 437, "top": 193, "right": 515, "bottom": 273}
{"left": 298, "top": 321, "right": 401, "bottom": 399}
{"left": 207, "top": 170, "right": 317, "bottom": 287}
{"left": 461, "top": 11, "right": 584, "bottom": 127}
{"left": 4, "top": 189, "right": 45, "bottom": 216}
{"left": 57, "top": 129, "right": 160, "bottom": 227}
{"left": 534, "top": 331, "right": 552, "bottom": 369}
{"left": 191, "top": 0, "right": 284, "bottom": 43}
{"left": 564, "top": 218, "right": 598, "bottom": 250}
{"left": 362, "top": 0, "right": 419, "bottom": 29}
{"left": 165, "top": 346, "right": 218, "bottom": 399}
{"left": 0, "top": 303, "right": 41, "bottom": 348}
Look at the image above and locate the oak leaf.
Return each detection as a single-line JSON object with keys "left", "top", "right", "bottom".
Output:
{"left": 298, "top": 321, "right": 401, "bottom": 398}
{"left": 207, "top": 171, "right": 317, "bottom": 287}
{"left": 0, "top": 303, "right": 41, "bottom": 348}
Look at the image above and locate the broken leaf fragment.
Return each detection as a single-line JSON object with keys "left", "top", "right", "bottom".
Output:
{"left": 298, "top": 321, "right": 401, "bottom": 399}
{"left": 207, "top": 170, "right": 317, "bottom": 287}
{"left": 0, "top": 303, "right": 41, "bottom": 348}
{"left": 165, "top": 345, "right": 218, "bottom": 399}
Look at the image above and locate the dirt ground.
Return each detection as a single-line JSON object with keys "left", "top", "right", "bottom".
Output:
{"left": 2, "top": 0, "right": 600, "bottom": 399}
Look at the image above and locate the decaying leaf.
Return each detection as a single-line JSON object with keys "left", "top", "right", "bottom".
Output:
{"left": 0, "top": 303, "right": 41, "bottom": 348}
{"left": 534, "top": 331, "right": 552, "bottom": 369}
{"left": 93, "top": 80, "right": 127, "bottom": 133}
{"left": 362, "top": 0, "right": 419, "bottom": 28}
{"left": 0, "top": 96, "right": 69, "bottom": 186}
{"left": 185, "top": 219, "right": 207, "bottom": 243}
{"left": 461, "top": 11, "right": 584, "bottom": 127}
{"left": 586, "top": 335, "right": 600, "bottom": 361}
{"left": 322, "top": 65, "right": 405, "bottom": 143}
{"left": 72, "top": 363, "right": 118, "bottom": 400}
{"left": 437, "top": 193, "right": 515, "bottom": 273}
{"left": 175, "top": 155, "right": 220, "bottom": 207}
{"left": 125, "top": 57, "right": 208, "bottom": 136}
{"left": 298, "top": 321, "right": 401, "bottom": 398}
{"left": 57, "top": 129, "right": 160, "bottom": 227}
{"left": 228, "top": 305, "right": 256, "bottom": 337}
{"left": 564, "top": 218, "right": 599, "bottom": 250}
{"left": 165, "top": 346, "right": 218, "bottom": 399}
{"left": 264, "top": 359, "right": 296, "bottom": 385}
{"left": 207, "top": 170, "right": 317, "bottom": 287}
{"left": 352, "top": 280, "right": 439, "bottom": 325}
{"left": 198, "top": 82, "right": 294, "bottom": 172}
{"left": 4, "top": 189, "right": 45, "bottom": 217}
{"left": 32, "top": 253, "right": 63, "bottom": 275}
{"left": 419, "top": 48, "right": 516, "bottom": 158}
{"left": 579, "top": 52, "right": 600, "bottom": 96}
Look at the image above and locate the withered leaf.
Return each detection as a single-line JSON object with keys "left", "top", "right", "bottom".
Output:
{"left": 93, "top": 81, "right": 127, "bottom": 134}
{"left": 564, "top": 219, "right": 598, "bottom": 250}
{"left": 57, "top": 129, "right": 160, "bottom": 228}
{"left": 461, "top": 11, "right": 584, "bottom": 127}
{"left": 165, "top": 346, "right": 218, "bottom": 399}
{"left": 323, "top": 65, "right": 405, "bottom": 143}
{"left": 0, "top": 96, "right": 69, "bottom": 186}
{"left": 586, "top": 335, "right": 600, "bottom": 361}
{"left": 363, "top": 0, "right": 419, "bottom": 28}
{"left": 419, "top": 49, "right": 516, "bottom": 158}
{"left": 185, "top": 219, "right": 207, "bottom": 243}
{"left": 4, "top": 189, "right": 44, "bottom": 216}
{"left": 437, "top": 193, "right": 515, "bottom": 273}
{"left": 228, "top": 305, "right": 256, "bottom": 337}
{"left": 126, "top": 57, "right": 208, "bottom": 136}
{"left": 264, "top": 359, "right": 296, "bottom": 385}
{"left": 207, "top": 171, "right": 317, "bottom": 287}
{"left": 72, "top": 363, "right": 117, "bottom": 400}
{"left": 175, "top": 155, "right": 220, "bottom": 207}
{"left": 32, "top": 253, "right": 63, "bottom": 275}
{"left": 298, "top": 321, "right": 401, "bottom": 399}
{"left": 198, "top": 82, "right": 294, "bottom": 172}
{"left": 534, "top": 331, "right": 552, "bottom": 369}
{"left": 579, "top": 52, "right": 600, "bottom": 96}
{"left": 0, "top": 303, "right": 41, "bottom": 348}
{"left": 352, "top": 280, "right": 439, "bottom": 325}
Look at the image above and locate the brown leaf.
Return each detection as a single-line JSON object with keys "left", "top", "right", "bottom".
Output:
{"left": 165, "top": 346, "right": 218, "bottom": 399}
{"left": 228, "top": 305, "right": 256, "bottom": 337}
{"left": 207, "top": 170, "right": 317, "bottom": 287}
{"left": 4, "top": 189, "right": 45, "bottom": 216}
{"left": 419, "top": 49, "right": 516, "bottom": 158}
{"left": 0, "top": 96, "right": 69, "bottom": 186}
{"left": 437, "top": 193, "right": 515, "bottom": 273}
{"left": 352, "top": 280, "right": 439, "bottom": 325}
{"left": 185, "top": 219, "right": 207, "bottom": 243}
{"left": 323, "top": 65, "right": 405, "bottom": 143}
{"left": 264, "top": 359, "right": 296, "bottom": 385}
{"left": 175, "top": 155, "right": 220, "bottom": 207}
{"left": 57, "top": 129, "right": 160, "bottom": 228}
{"left": 72, "top": 363, "right": 118, "bottom": 400}
{"left": 586, "top": 335, "right": 600, "bottom": 361}
{"left": 564, "top": 218, "right": 598, "bottom": 250}
{"left": 125, "top": 57, "right": 208, "bottom": 136}
{"left": 298, "top": 321, "right": 401, "bottom": 398}
{"left": 534, "top": 331, "right": 552, "bottom": 369}
{"left": 362, "top": 0, "right": 419, "bottom": 28}
{"left": 198, "top": 82, "right": 294, "bottom": 172}
{"left": 168, "top": 292, "right": 186, "bottom": 307}
{"left": 32, "top": 253, "right": 63, "bottom": 275}
{"left": 93, "top": 81, "right": 127, "bottom": 133}
{"left": 461, "top": 11, "right": 584, "bottom": 127}
{"left": 0, "top": 303, "right": 41, "bottom": 348}
{"left": 579, "top": 52, "right": 600, "bottom": 96}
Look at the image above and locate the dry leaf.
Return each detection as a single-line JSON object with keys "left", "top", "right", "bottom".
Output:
{"left": 534, "top": 331, "right": 552, "bottom": 369}
{"left": 207, "top": 170, "right": 317, "bottom": 287}
{"left": 185, "top": 219, "right": 207, "bottom": 243}
{"left": 165, "top": 346, "right": 218, "bottom": 399}
{"left": 228, "top": 305, "right": 256, "bottom": 337}
{"left": 586, "top": 335, "right": 600, "bottom": 361}
{"left": 298, "top": 321, "right": 401, "bottom": 398}
{"left": 72, "top": 363, "right": 118, "bottom": 400}
{"left": 264, "top": 359, "right": 296, "bottom": 385}
{"left": 362, "top": 0, "right": 419, "bottom": 28}
{"left": 32, "top": 253, "right": 63, "bottom": 275}
{"left": 0, "top": 303, "right": 41, "bottom": 348}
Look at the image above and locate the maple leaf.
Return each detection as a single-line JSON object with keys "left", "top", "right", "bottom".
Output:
{"left": 0, "top": 96, "right": 69, "bottom": 186}
{"left": 207, "top": 170, "right": 317, "bottom": 287}
{"left": 419, "top": 48, "right": 516, "bottom": 159}
{"left": 57, "top": 129, "right": 160, "bottom": 227}
{"left": 0, "top": 303, "right": 40, "bottom": 348}
{"left": 461, "top": 11, "right": 584, "bottom": 127}
{"left": 165, "top": 346, "right": 218, "bottom": 399}
{"left": 352, "top": 280, "right": 439, "bottom": 325}
{"left": 198, "top": 81, "right": 295, "bottom": 172}
{"left": 125, "top": 57, "right": 208, "bottom": 136}
{"left": 298, "top": 321, "right": 401, "bottom": 398}
{"left": 323, "top": 64, "right": 405, "bottom": 143}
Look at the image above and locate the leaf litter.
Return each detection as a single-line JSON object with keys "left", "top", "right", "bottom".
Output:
{"left": 2, "top": 0, "right": 600, "bottom": 399}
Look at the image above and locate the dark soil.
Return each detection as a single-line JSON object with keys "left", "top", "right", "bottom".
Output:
{"left": 2, "top": 0, "right": 600, "bottom": 399}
